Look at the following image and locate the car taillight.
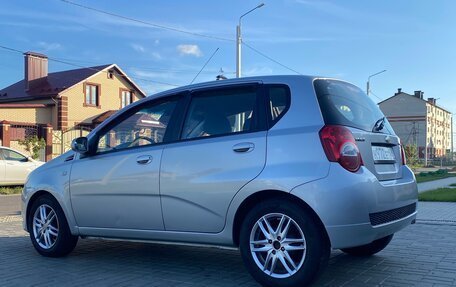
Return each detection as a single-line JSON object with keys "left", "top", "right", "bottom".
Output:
{"left": 400, "top": 145, "right": 406, "bottom": 165}
{"left": 319, "top": 125, "right": 362, "bottom": 172}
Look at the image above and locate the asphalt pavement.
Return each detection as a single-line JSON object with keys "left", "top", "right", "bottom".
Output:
{"left": 0, "top": 194, "right": 21, "bottom": 217}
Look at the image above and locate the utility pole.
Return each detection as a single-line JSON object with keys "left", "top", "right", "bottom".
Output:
{"left": 366, "top": 70, "right": 387, "bottom": 96}
{"left": 236, "top": 3, "right": 265, "bottom": 78}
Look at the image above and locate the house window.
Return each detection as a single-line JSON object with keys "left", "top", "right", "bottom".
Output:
{"left": 120, "top": 89, "right": 132, "bottom": 108}
{"left": 84, "top": 83, "right": 100, "bottom": 107}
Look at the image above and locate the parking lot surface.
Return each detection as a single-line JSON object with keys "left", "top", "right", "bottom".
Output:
{"left": 0, "top": 202, "right": 455, "bottom": 287}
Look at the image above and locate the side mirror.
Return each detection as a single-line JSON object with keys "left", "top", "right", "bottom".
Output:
{"left": 71, "top": 137, "right": 89, "bottom": 154}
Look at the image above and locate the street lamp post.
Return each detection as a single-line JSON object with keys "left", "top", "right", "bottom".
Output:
{"left": 236, "top": 3, "right": 265, "bottom": 78}
{"left": 366, "top": 69, "right": 387, "bottom": 96}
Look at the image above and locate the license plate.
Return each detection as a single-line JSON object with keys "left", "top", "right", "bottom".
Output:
{"left": 372, "top": 146, "right": 396, "bottom": 163}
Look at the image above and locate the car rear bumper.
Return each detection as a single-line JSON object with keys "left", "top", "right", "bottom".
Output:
{"left": 291, "top": 163, "right": 418, "bottom": 249}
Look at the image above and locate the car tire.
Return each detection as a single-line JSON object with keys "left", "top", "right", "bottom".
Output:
{"left": 28, "top": 195, "right": 78, "bottom": 257}
{"left": 340, "top": 234, "right": 394, "bottom": 257}
{"left": 239, "top": 198, "right": 330, "bottom": 287}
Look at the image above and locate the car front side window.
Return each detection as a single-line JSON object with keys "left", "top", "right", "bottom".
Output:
{"left": 96, "top": 99, "right": 178, "bottom": 153}
{"left": 2, "top": 150, "right": 27, "bottom": 162}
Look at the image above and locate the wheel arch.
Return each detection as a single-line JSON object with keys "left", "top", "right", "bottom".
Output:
{"left": 25, "top": 190, "right": 76, "bottom": 234}
{"left": 26, "top": 190, "right": 55, "bottom": 229}
{"left": 232, "top": 190, "right": 330, "bottom": 248}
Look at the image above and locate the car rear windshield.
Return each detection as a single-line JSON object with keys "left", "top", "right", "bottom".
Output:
{"left": 314, "top": 79, "right": 393, "bottom": 134}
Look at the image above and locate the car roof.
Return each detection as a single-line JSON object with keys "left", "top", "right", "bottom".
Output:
{"left": 148, "top": 75, "right": 318, "bottom": 99}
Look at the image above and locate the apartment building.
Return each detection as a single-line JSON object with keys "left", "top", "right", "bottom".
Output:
{"left": 379, "top": 89, "right": 452, "bottom": 159}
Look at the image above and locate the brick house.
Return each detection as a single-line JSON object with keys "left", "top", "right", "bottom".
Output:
{"left": 0, "top": 51, "right": 146, "bottom": 160}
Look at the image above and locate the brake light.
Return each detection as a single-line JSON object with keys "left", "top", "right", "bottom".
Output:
{"left": 319, "top": 125, "right": 362, "bottom": 172}
{"left": 400, "top": 145, "right": 406, "bottom": 165}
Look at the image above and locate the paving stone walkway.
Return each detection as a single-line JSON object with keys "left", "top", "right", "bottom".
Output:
{"left": 1, "top": 201, "right": 455, "bottom": 286}
{"left": 418, "top": 177, "right": 456, "bottom": 193}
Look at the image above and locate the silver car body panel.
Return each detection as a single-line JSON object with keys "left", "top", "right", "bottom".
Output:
{"left": 160, "top": 131, "right": 267, "bottom": 233}
{"left": 22, "top": 151, "right": 77, "bottom": 233}
{"left": 22, "top": 75, "right": 418, "bottom": 249}
{"left": 291, "top": 163, "right": 417, "bottom": 249}
{"left": 69, "top": 145, "right": 164, "bottom": 231}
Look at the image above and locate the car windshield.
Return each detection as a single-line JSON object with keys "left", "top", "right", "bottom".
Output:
{"left": 314, "top": 79, "right": 393, "bottom": 134}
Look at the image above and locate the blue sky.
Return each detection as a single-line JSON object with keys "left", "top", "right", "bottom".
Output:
{"left": 1, "top": 0, "right": 455, "bottom": 112}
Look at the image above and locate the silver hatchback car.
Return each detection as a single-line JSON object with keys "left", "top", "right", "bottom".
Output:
{"left": 23, "top": 75, "right": 417, "bottom": 287}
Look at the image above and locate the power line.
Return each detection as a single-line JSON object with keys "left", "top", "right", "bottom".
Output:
{"left": 242, "top": 41, "right": 302, "bottom": 75}
{"left": 58, "top": 0, "right": 233, "bottom": 42}
{"left": 58, "top": 1, "right": 301, "bottom": 76}
{"left": 0, "top": 45, "right": 179, "bottom": 87}
{"left": 191, "top": 48, "right": 219, "bottom": 84}
{"left": 369, "top": 90, "right": 383, "bottom": 101}
{"left": 42, "top": 56, "right": 236, "bottom": 74}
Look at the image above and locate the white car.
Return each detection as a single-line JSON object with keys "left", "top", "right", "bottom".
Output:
{"left": 0, "top": 147, "right": 44, "bottom": 186}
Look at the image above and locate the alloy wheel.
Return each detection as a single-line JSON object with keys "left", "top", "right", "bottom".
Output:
{"left": 249, "top": 213, "right": 307, "bottom": 278}
{"left": 32, "top": 204, "right": 59, "bottom": 249}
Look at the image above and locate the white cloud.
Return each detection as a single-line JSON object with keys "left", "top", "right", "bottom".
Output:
{"left": 151, "top": 52, "right": 162, "bottom": 61}
{"left": 131, "top": 43, "right": 145, "bottom": 53}
{"left": 37, "top": 41, "right": 62, "bottom": 51}
{"left": 177, "top": 44, "right": 203, "bottom": 57}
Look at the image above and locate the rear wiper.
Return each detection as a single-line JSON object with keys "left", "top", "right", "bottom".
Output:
{"left": 372, "top": 117, "right": 385, "bottom": 132}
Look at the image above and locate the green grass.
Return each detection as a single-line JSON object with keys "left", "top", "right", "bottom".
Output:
{"left": 0, "top": 186, "right": 23, "bottom": 195}
{"left": 415, "top": 173, "right": 456, "bottom": 183}
{"left": 419, "top": 188, "right": 456, "bottom": 202}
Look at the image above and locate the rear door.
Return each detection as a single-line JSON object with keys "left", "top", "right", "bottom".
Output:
{"left": 314, "top": 79, "right": 402, "bottom": 181}
{"left": 160, "top": 84, "right": 267, "bottom": 233}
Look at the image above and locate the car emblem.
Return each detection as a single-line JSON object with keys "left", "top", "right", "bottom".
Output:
{"left": 385, "top": 136, "right": 391, "bottom": 143}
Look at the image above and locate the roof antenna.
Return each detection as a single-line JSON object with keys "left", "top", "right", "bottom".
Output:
{"left": 190, "top": 48, "right": 219, "bottom": 84}
{"left": 216, "top": 68, "right": 227, "bottom": 80}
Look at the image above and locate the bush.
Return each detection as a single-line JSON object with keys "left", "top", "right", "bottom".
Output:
{"left": 18, "top": 136, "right": 45, "bottom": 160}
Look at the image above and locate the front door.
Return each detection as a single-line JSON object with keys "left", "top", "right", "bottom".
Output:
{"left": 0, "top": 151, "right": 5, "bottom": 183}
{"left": 70, "top": 97, "right": 179, "bottom": 230}
{"left": 160, "top": 84, "right": 267, "bottom": 233}
{"left": 1, "top": 149, "right": 34, "bottom": 184}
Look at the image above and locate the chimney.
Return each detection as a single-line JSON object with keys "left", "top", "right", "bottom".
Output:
{"left": 427, "top": 97, "right": 436, "bottom": 105}
{"left": 24, "top": 51, "right": 48, "bottom": 91}
{"left": 414, "top": 90, "right": 424, "bottom": 99}
{"left": 396, "top": 88, "right": 402, "bottom": 94}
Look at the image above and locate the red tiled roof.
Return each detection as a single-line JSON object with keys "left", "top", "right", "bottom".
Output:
{"left": 0, "top": 64, "right": 111, "bottom": 103}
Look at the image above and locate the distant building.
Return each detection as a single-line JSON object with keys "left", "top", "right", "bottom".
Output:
{"left": 0, "top": 51, "right": 146, "bottom": 160}
{"left": 0, "top": 51, "right": 146, "bottom": 130}
{"left": 379, "top": 89, "right": 452, "bottom": 159}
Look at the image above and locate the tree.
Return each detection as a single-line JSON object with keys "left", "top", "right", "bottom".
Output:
{"left": 404, "top": 144, "right": 419, "bottom": 169}
{"left": 18, "top": 136, "right": 46, "bottom": 160}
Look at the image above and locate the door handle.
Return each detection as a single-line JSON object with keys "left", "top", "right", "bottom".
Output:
{"left": 136, "top": 155, "right": 153, "bottom": 165}
{"left": 233, "top": 142, "right": 255, "bottom": 153}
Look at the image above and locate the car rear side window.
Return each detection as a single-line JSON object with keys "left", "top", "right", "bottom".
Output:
{"left": 314, "top": 79, "right": 393, "bottom": 133}
{"left": 267, "top": 85, "right": 290, "bottom": 126}
{"left": 181, "top": 86, "right": 258, "bottom": 140}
